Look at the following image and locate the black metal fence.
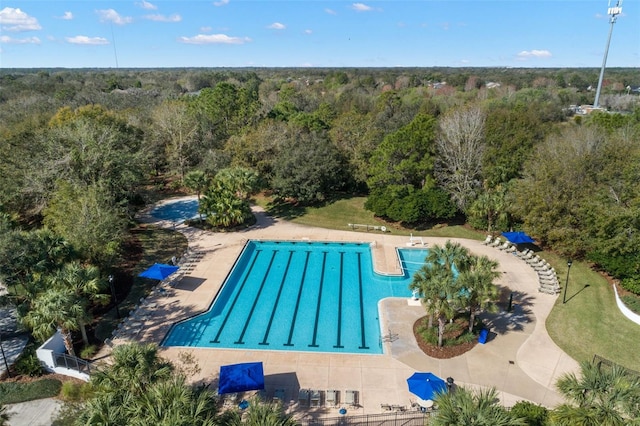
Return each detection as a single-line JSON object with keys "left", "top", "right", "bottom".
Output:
{"left": 593, "top": 354, "right": 640, "bottom": 379}
{"left": 54, "top": 353, "right": 96, "bottom": 376}
{"left": 298, "top": 411, "right": 433, "bottom": 426}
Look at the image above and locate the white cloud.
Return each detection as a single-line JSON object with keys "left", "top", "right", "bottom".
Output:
{"left": 517, "top": 49, "right": 552, "bottom": 59}
{"left": 178, "top": 34, "right": 251, "bottom": 44}
{"left": 137, "top": 1, "right": 157, "bottom": 10}
{"left": 66, "top": 35, "right": 109, "bottom": 45}
{"left": 0, "top": 35, "right": 41, "bottom": 44}
{"left": 0, "top": 7, "right": 42, "bottom": 32}
{"left": 96, "top": 9, "right": 133, "bottom": 25}
{"left": 351, "top": 3, "right": 372, "bottom": 12}
{"left": 144, "top": 14, "right": 182, "bottom": 22}
{"left": 304, "top": 29, "right": 312, "bottom": 34}
{"left": 214, "top": 0, "right": 229, "bottom": 6}
{"left": 268, "top": 22, "right": 285, "bottom": 30}
{"left": 61, "top": 11, "right": 73, "bottom": 20}
{"left": 325, "top": 8, "right": 337, "bottom": 15}
{"left": 200, "top": 26, "right": 212, "bottom": 32}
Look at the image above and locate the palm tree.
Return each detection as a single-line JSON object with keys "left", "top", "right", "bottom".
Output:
{"left": 410, "top": 262, "right": 461, "bottom": 347}
{"left": 410, "top": 240, "right": 469, "bottom": 347}
{"left": 216, "top": 167, "right": 259, "bottom": 200}
{"left": 91, "top": 343, "right": 173, "bottom": 396}
{"left": 184, "top": 170, "right": 210, "bottom": 222}
{"left": 432, "top": 386, "right": 526, "bottom": 426}
{"left": 23, "top": 287, "right": 88, "bottom": 356}
{"left": 201, "top": 181, "right": 252, "bottom": 228}
{"left": 127, "top": 376, "right": 218, "bottom": 426}
{"left": 49, "top": 262, "right": 109, "bottom": 346}
{"left": 457, "top": 255, "right": 501, "bottom": 332}
{"left": 550, "top": 360, "right": 640, "bottom": 425}
{"left": 218, "top": 397, "right": 296, "bottom": 426}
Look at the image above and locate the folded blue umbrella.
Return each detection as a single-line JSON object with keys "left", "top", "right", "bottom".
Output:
{"left": 501, "top": 231, "right": 535, "bottom": 244}
{"left": 138, "top": 263, "right": 179, "bottom": 280}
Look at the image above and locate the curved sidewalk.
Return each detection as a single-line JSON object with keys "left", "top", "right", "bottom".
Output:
{"left": 126, "top": 197, "right": 578, "bottom": 413}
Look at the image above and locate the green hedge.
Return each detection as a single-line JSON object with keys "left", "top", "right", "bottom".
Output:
{"left": 0, "top": 378, "right": 62, "bottom": 404}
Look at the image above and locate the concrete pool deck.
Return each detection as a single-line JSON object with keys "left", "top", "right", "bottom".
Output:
{"left": 108, "top": 195, "right": 579, "bottom": 417}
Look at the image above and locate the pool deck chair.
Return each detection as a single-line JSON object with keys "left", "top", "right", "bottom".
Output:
{"left": 345, "top": 390, "right": 358, "bottom": 407}
{"left": 310, "top": 390, "right": 321, "bottom": 407}
{"left": 298, "top": 389, "right": 310, "bottom": 406}
{"left": 325, "top": 389, "right": 338, "bottom": 406}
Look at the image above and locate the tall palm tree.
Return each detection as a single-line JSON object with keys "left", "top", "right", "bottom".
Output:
{"left": 49, "top": 262, "right": 109, "bottom": 346}
{"left": 425, "top": 240, "right": 470, "bottom": 272}
{"left": 551, "top": 360, "right": 640, "bottom": 425}
{"left": 432, "top": 386, "right": 526, "bottom": 426}
{"left": 23, "top": 287, "right": 88, "bottom": 356}
{"left": 184, "top": 170, "right": 210, "bottom": 222}
{"left": 457, "top": 255, "right": 501, "bottom": 332}
{"left": 410, "top": 262, "right": 461, "bottom": 347}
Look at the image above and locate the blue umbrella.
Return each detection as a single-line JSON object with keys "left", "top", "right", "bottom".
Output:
{"left": 138, "top": 263, "right": 179, "bottom": 280}
{"left": 501, "top": 231, "right": 535, "bottom": 245}
{"left": 218, "top": 362, "right": 265, "bottom": 394}
{"left": 407, "top": 372, "right": 447, "bottom": 400}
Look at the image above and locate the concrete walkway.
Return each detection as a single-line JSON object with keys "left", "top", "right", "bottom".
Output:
{"left": 5, "top": 398, "right": 61, "bottom": 426}
{"left": 102, "top": 196, "right": 579, "bottom": 417}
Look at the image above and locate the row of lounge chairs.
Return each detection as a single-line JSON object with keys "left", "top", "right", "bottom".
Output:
{"left": 269, "top": 389, "right": 357, "bottom": 408}
{"left": 483, "top": 235, "right": 561, "bottom": 295}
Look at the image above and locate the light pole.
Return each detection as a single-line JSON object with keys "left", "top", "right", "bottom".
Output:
{"left": 0, "top": 333, "right": 11, "bottom": 378}
{"left": 562, "top": 260, "right": 573, "bottom": 304}
{"left": 108, "top": 275, "right": 120, "bottom": 319}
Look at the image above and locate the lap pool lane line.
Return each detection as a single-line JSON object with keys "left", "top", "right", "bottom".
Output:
{"left": 357, "top": 252, "right": 369, "bottom": 350}
{"left": 260, "top": 250, "right": 294, "bottom": 346}
{"left": 334, "top": 251, "right": 344, "bottom": 349}
{"left": 284, "top": 251, "right": 311, "bottom": 347}
{"left": 235, "top": 250, "right": 277, "bottom": 345}
{"left": 210, "top": 250, "right": 261, "bottom": 344}
{"left": 308, "top": 251, "right": 328, "bottom": 348}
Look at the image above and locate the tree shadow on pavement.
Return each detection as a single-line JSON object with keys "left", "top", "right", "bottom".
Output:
{"left": 481, "top": 290, "right": 535, "bottom": 336}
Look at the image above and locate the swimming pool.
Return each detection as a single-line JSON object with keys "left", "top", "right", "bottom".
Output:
{"left": 150, "top": 199, "right": 199, "bottom": 222}
{"left": 163, "top": 240, "right": 427, "bottom": 354}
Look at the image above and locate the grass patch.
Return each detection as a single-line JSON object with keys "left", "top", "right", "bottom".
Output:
{"left": 0, "top": 378, "right": 62, "bottom": 404}
{"left": 255, "top": 195, "right": 484, "bottom": 240}
{"left": 546, "top": 261, "right": 640, "bottom": 372}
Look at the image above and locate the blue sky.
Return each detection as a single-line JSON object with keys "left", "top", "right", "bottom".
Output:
{"left": 1, "top": 0, "right": 638, "bottom": 68}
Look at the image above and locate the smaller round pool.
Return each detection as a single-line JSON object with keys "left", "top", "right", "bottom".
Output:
{"left": 150, "top": 199, "right": 199, "bottom": 223}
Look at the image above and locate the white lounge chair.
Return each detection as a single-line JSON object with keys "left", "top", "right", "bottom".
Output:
{"left": 326, "top": 389, "right": 338, "bottom": 406}
{"left": 490, "top": 238, "right": 503, "bottom": 248}
{"left": 345, "top": 390, "right": 358, "bottom": 407}
{"left": 482, "top": 235, "right": 493, "bottom": 245}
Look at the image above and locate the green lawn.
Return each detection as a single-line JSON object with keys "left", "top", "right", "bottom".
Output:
{"left": 546, "top": 259, "right": 640, "bottom": 372}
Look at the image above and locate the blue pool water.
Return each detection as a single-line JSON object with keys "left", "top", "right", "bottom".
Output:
{"left": 163, "top": 240, "right": 428, "bottom": 354}
{"left": 150, "top": 199, "right": 199, "bottom": 222}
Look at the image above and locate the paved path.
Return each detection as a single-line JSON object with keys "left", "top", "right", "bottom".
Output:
{"left": 5, "top": 398, "right": 61, "bottom": 426}
{"left": 102, "top": 196, "right": 579, "bottom": 417}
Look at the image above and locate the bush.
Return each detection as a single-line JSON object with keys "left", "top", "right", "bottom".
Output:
{"left": 509, "top": 400, "right": 549, "bottom": 426}
{"left": 13, "top": 346, "right": 44, "bottom": 377}
{"left": 59, "top": 382, "right": 83, "bottom": 402}
{"left": 0, "top": 378, "right": 62, "bottom": 404}
{"left": 620, "top": 277, "right": 640, "bottom": 295}
{"left": 79, "top": 345, "right": 98, "bottom": 360}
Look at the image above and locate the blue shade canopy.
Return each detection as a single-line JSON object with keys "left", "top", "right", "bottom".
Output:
{"left": 407, "top": 372, "right": 447, "bottom": 400}
{"left": 218, "top": 362, "right": 265, "bottom": 394}
{"left": 138, "top": 263, "right": 179, "bottom": 280}
{"left": 501, "top": 231, "right": 535, "bottom": 245}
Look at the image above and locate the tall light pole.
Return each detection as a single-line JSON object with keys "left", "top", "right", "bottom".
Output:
{"left": 108, "top": 275, "right": 120, "bottom": 319}
{"left": 0, "top": 333, "right": 11, "bottom": 378}
{"left": 563, "top": 260, "right": 573, "bottom": 304}
{"left": 594, "top": 0, "right": 623, "bottom": 109}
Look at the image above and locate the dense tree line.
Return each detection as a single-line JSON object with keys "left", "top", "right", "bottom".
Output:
{"left": 1, "top": 67, "right": 640, "bottom": 357}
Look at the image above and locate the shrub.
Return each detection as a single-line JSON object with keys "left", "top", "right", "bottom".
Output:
{"left": 0, "top": 378, "right": 62, "bottom": 404}
{"left": 13, "top": 346, "right": 44, "bottom": 377}
{"left": 620, "top": 277, "right": 640, "bottom": 295}
{"left": 509, "top": 400, "right": 549, "bottom": 426}
{"left": 79, "top": 345, "right": 98, "bottom": 360}
{"left": 59, "top": 382, "right": 89, "bottom": 402}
